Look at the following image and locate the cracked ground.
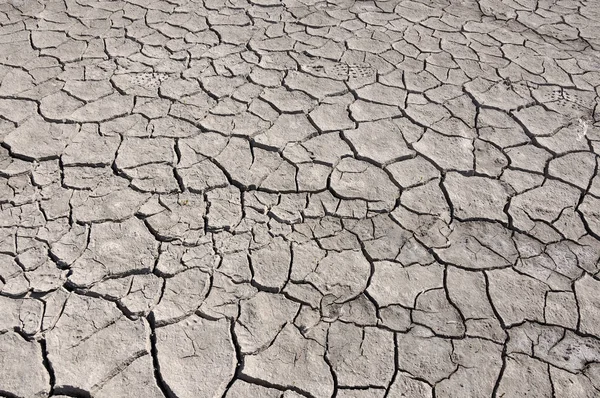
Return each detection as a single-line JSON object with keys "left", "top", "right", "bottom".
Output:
{"left": 1, "top": 0, "right": 600, "bottom": 397}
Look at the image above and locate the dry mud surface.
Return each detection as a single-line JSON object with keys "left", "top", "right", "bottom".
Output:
{"left": 1, "top": 0, "right": 600, "bottom": 397}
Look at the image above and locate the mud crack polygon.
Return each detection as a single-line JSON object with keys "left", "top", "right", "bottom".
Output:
{"left": 1, "top": 0, "right": 600, "bottom": 397}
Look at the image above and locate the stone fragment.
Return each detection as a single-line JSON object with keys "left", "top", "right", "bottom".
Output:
{"left": 116, "top": 137, "right": 179, "bottom": 193}
{"left": 444, "top": 172, "right": 512, "bottom": 222}
{"left": 205, "top": 186, "right": 242, "bottom": 230}
{"left": 285, "top": 71, "right": 347, "bottom": 99}
{"left": 344, "top": 120, "right": 414, "bottom": 165}
{"left": 225, "top": 380, "right": 281, "bottom": 397}
{"left": 69, "top": 218, "right": 158, "bottom": 288}
{"left": 251, "top": 236, "right": 291, "bottom": 291}
{"left": 350, "top": 100, "right": 402, "bottom": 122}
{"left": 254, "top": 114, "right": 316, "bottom": 150}
{"left": 94, "top": 354, "right": 164, "bottom": 398}
{"left": 156, "top": 316, "right": 236, "bottom": 398}
{"left": 510, "top": 180, "right": 580, "bottom": 233}
{"left": 544, "top": 291, "right": 578, "bottom": 329}
{"left": 401, "top": 179, "right": 450, "bottom": 221}
{"left": 436, "top": 338, "right": 503, "bottom": 398}
{"left": 243, "top": 324, "right": 334, "bottom": 398}
{"left": 396, "top": 327, "right": 457, "bottom": 384}
{"left": 63, "top": 79, "right": 113, "bottom": 102}
{"left": 386, "top": 156, "right": 439, "bottom": 188}
{"left": 487, "top": 267, "right": 550, "bottom": 325}
{"left": 70, "top": 93, "right": 134, "bottom": 122}
{"left": 300, "top": 249, "right": 371, "bottom": 303}
{"left": 62, "top": 125, "right": 120, "bottom": 166}
{"left": 261, "top": 87, "right": 316, "bottom": 113}
{"left": 0, "top": 332, "right": 50, "bottom": 397}
{"left": 118, "top": 274, "right": 163, "bottom": 317}
{"left": 309, "top": 103, "right": 355, "bottom": 132}
{"left": 580, "top": 195, "right": 600, "bottom": 237}
{"left": 327, "top": 322, "right": 395, "bottom": 387}
{"left": 152, "top": 267, "right": 210, "bottom": 326}
{"left": 3, "top": 117, "right": 79, "bottom": 160}
{"left": 368, "top": 262, "right": 444, "bottom": 307}
{"left": 149, "top": 116, "right": 202, "bottom": 138}
{"left": 215, "top": 137, "right": 296, "bottom": 191}
{"left": 387, "top": 372, "right": 433, "bottom": 397}
{"left": 413, "top": 130, "right": 474, "bottom": 171}
{"left": 46, "top": 295, "right": 150, "bottom": 392}
{"left": 548, "top": 152, "right": 596, "bottom": 190}
{"left": 496, "top": 354, "right": 552, "bottom": 398}
{"left": 146, "top": 193, "right": 207, "bottom": 243}
{"left": 575, "top": 274, "right": 600, "bottom": 338}
{"left": 505, "top": 144, "right": 552, "bottom": 174}
{"left": 434, "top": 221, "right": 518, "bottom": 270}
{"left": 355, "top": 83, "right": 407, "bottom": 106}
{"left": 551, "top": 366, "right": 598, "bottom": 398}
{"left": 71, "top": 176, "right": 150, "bottom": 223}
{"left": 446, "top": 267, "right": 505, "bottom": 342}
{"left": 413, "top": 288, "right": 465, "bottom": 337}
{"left": 236, "top": 292, "right": 300, "bottom": 354}
{"left": 330, "top": 158, "right": 399, "bottom": 210}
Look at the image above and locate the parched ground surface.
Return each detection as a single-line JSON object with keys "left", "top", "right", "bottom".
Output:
{"left": 1, "top": 0, "right": 600, "bottom": 397}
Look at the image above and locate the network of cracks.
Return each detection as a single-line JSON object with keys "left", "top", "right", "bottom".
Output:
{"left": 1, "top": 0, "right": 600, "bottom": 397}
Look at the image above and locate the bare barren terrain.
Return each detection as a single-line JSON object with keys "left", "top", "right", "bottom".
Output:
{"left": 1, "top": 0, "right": 600, "bottom": 397}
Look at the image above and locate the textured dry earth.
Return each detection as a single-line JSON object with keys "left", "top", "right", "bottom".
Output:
{"left": 1, "top": 0, "right": 600, "bottom": 397}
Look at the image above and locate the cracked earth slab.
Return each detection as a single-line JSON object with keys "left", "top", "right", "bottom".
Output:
{"left": 1, "top": 0, "right": 600, "bottom": 397}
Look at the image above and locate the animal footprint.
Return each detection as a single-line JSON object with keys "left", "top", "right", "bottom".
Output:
{"left": 128, "top": 72, "right": 171, "bottom": 89}
{"left": 301, "top": 62, "right": 376, "bottom": 81}
{"left": 551, "top": 89, "right": 593, "bottom": 111}
{"left": 545, "top": 89, "right": 562, "bottom": 102}
{"left": 563, "top": 91, "right": 590, "bottom": 108}
{"left": 348, "top": 65, "right": 376, "bottom": 79}
{"left": 497, "top": 79, "right": 534, "bottom": 97}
